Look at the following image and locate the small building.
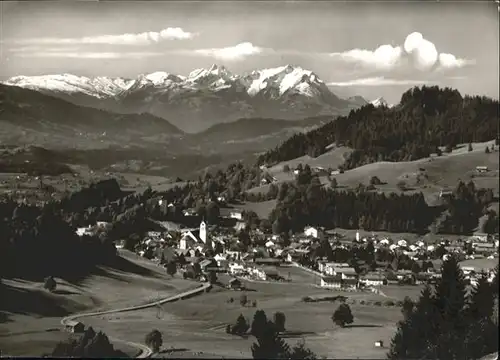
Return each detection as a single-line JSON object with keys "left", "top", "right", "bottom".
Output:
{"left": 360, "top": 273, "right": 387, "bottom": 287}
{"left": 374, "top": 340, "right": 384, "bottom": 348}
{"left": 304, "top": 226, "right": 324, "bottom": 240}
{"left": 476, "top": 166, "right": 489, "bottom": 173}
{"left": 229, "top": 211, "right": 243, "bottom": 221}
{"left": 65, "top": 320, "right": 85, "bottom": 334}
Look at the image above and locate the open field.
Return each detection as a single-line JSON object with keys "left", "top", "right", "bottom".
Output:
{"left": 75, "top": 265, "right": 420, "bottom": 359}
{"left": 247, "top": 141, "right": 499, "bottom": 207}
{"left": 0, "top": 250, "right": 197, "bottom": 357}
{"left": 267, "top": 145, "right": 354, "bottom": 183}
{"left": 234, "top": 200, "right": 278, "bottom": 219}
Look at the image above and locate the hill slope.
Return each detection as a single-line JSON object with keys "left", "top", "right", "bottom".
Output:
{"left": 0, "top": 84, "right": 184, "bottom": 150}
{"left": 3, "top": 65, "right": 360, "bottom": 133}
{"left": 258, "top": 86, "right": 499, "bottom": 169}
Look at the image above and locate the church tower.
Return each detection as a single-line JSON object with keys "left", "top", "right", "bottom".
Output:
{"left": 199, "top": 220, "right": 207, "bottom": 244}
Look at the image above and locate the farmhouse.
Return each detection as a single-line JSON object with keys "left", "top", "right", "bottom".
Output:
{"left": 474, "top": 242, "right": 496, "bottom": 255}
{"left": 229, "top": 210, "right": 243, "bottom": 220}
{"left": 359, "top": 273, "right": 387, "bottom": 287}
{"left": 304, "top": 226, "right": 325, "bottom": 239}
{"left": 65, "top": 320, "right": 85, "bottom": 334}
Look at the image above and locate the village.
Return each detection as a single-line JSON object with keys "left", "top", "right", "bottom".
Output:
{"left": 76, "top": 205, "right": 499, "bottom": 293}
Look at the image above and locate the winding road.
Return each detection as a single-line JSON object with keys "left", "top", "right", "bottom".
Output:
{"left": 60, "top": 282, "right": 212, "bottom": 358}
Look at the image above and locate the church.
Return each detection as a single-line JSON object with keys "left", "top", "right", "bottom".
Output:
{"left": 179, "top": 220, "right": 211, "bottom": 250}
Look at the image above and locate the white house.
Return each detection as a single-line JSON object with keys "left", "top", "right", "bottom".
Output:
{"left": 304, "top": 226, "right": 324, "bottom": 239}
{"left": 360, "top": 273, "right": 387, "bottom": 287}
{"left": 379, "top": 239, "right": 390, "bottom": 245}
{"left": 265, "top": 240, "right": 275, "bottom": 248}
{"left": 229, "top": 262, "right": 245, "bottom": 275}
{"left": 76, "top": 226, "right": 93, "bottom": 237}
{"left": 230, "top": 211, "right": 243, "bottom": 220}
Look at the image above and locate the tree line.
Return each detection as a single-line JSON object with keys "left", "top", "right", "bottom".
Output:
{"left": 258, "top": 86, "right": 499, "bottom": 169}
{"left": 388, "top": 256, "right": 499, "bottom": 360}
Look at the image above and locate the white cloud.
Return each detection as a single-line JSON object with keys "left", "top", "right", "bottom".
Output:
{"left": 13, "top": 51, "right": 163, "bottom": 59}
{"left": 8, "top": 27, "right": 197, "bottom": 46}
{"left": 327, "top": 77, "right": 430, "bottom": 87}
{"left": 329, "top": 32, "right": 473, "bottom": 73}
{"left": 331, "top": 45, "right": 403, "bottom": 71}
{"left": 194, "top": 42, "right": 264, "bottom": 61}
{"left": 8, "top": 46, "right": 80, "bottom": 53}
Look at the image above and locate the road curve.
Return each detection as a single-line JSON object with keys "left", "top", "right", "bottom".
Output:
{"left": 60, "top": 282, "right": 211, "bottom": 358}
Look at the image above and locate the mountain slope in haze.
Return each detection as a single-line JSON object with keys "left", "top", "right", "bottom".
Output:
{"left": 4, "top": 65, "right": 360, "bottom": 133}
{"left": 0, "top": 84, "right": 185, "bottom": 150}
{"left": 192, "top": 116, "right": 334, "bottom": 155}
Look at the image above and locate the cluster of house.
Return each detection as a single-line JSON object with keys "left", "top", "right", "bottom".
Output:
{"left": 100, "top": 212, "right": 498, "bottom": 289}
{"left": 314, "top": 261, "right": 444, "bottom": 290}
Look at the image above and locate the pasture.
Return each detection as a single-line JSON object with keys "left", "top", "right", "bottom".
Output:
{"left": 0, "top": 250, "right": 197, "bottom": 357}
{"left": 77, "top": 266, "right": 418, "bottom": 359}
{"left": 247, "top": 141, "right": 499, "bottom": 208}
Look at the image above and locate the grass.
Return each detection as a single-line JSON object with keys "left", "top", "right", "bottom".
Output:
{"left": 74, "top": 265, "right": 418, "bottom": 359}
{"left": 247, "top": 141, "right": 499, "bottom": 206}
{"left": 0, "top": 249, "right": 197, "bottom": 357}
{"left": 234, "top": 200, "right": 278, "bottom": 219}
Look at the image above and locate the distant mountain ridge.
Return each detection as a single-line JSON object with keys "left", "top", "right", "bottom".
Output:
{"left": 4, "top": 65, "right": 362, "bottom": 133}
{"left": 0, "top": 83, "right": 184, "bottom": 150}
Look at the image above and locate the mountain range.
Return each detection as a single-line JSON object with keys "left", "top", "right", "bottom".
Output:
{"left": 4, "top": 65, "right": 364, "bottom": 133}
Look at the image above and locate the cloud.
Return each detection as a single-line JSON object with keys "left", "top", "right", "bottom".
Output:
{"left": 12, "top": 51, "right": 163, "bottom": 59}
{"left": 331, "top": 45, "right": 403, "bottom": 71}
{"left": 194, "top": 42, "right": 264, "bottom": 61}
{"left": 8, "top": 27, "right": 197, "bottom": 46}
{"left": 330, "top": 32, "right": 473, "bottom": 73}
{"left": 327, "top": 77, "right": 430, "bottom": 87}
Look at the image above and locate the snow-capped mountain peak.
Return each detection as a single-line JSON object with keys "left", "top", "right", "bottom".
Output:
{"left": 371, "top": 97, "right": 393, "bottom": 108}
{"left": 243, "top": 64, "right": 326, "bottom": 97}
{"left": 144, "top": 72, "right": 185, "bottom": 86}
{"left": 4, "top": 73, "right": 135, "bottom": 98}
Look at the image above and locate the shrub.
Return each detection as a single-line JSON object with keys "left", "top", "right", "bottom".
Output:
{"left": 374, "top": 301, "right": 382, "bottom": 306}
{"left": 384, "top": 300, "right": 395, "bottom": 307}
{"left": 145, "top": 329, "right": 163, "bottom": 352}
{"left": 332, "top": 303, "right": 354, "bottom": 328}
{"left": 252, "top": 300, "right": 257, "bottom": 307}
{"left": 370, "top": 176, "right": 383, "bottom": 186}
{"left": 44, "top": 276, "right": 57, "bottom": 292}
{"left": 396, "top": 181, "right": 407, "bottom": 191}
{"left": 225, "top": 324, "right": 231, "bottom": 334}
{"left": 240, "top": 294, "right": 248, "bottom": 307}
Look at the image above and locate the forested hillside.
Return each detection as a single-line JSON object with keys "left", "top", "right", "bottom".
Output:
{"left": 258, "top": 86, "right": 499, "bottom": 169}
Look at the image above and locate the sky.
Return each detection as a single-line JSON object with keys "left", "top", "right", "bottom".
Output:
{"left": 0, "top": 1, "right": 498, "bottom": 103}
